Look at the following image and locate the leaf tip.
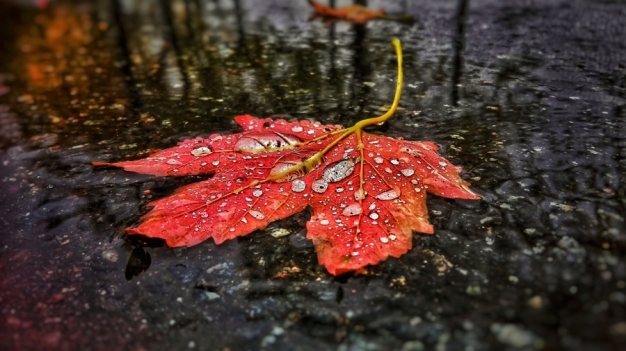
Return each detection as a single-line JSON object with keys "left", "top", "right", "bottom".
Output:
{"left": 92, "top": 161, "right": 112, "bottom": 167}
{"left": 461, "top": 184, "right": 482, "bottom": 200}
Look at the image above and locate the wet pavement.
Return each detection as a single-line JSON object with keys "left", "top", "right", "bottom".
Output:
{"left": 1, "top": 0, "right": 625, "bottom": 350}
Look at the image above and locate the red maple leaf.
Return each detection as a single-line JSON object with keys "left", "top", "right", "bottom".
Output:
{"left": 308, "top": 0, "right": 385, "bottom": 23}
{"left": 94, "top": 40, "right": 479, "bottom": 275}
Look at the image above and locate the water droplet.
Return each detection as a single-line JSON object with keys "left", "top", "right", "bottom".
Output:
{"left": 291, "top": 179, "right": 306, "bottom": 193}
{"left": 252, "top": 189, "right": 263, "bottom": 197}
{"left": 307, "top": 130, "right": 315, "bottom": 135}
{"left": 369, "top": 212, "right": 379, "bottom": 220}
{"left": 354, "top": 190, "right": 365, "bottom": 200}
{"left": 389, "top": 235, "right": 397, "bottom": 241}
{"left": 291, "top": 126, "right": 303, "bottom": 133}
{"left": 368, "top": 203, "right": 376, "bottom": 210}
{"left": 351, "top": 251, "right": 359, "bottom": 256}
{"left": 390, "top": 159, "right": 399, "bottom": 165}
{"left": 235, "top": 132, "right": 301, "bottom": 153}
{"left": 336, "top": 187, "right": 344, "bottom": 193}
{"left": 212, "top": 160, "right": 220, "bottom": 166}
{"left": 439, "top": 161, "right": 447, "bottom": 167}
{"left": 414, "top": 187, "right": 422, "bottom": 193}
{"left": 322, "top": 158, "right": 357, "bottom": 183}
{"left": 380, "top": 237, "right": 389, "bottom": 243}
{"left": 249, "top": 210, "right": 264, "bottom": 220}
{"left": 167, "top": 159, "right": 182, "bottom": 165}
{"left": 191, "top": 146, "right": 213, "bottom": 157}
{"left": 375, "top": 190, "right": 399, "bottom": 200}
{"left": 401, "top": 169, "right": 415, "bottom": 177}
{"left": 320, "top": 219, "right": 329, "bottom": 225}
{"left": 374, "top": 157, "right": 384, "bottom": 164}
{"left": 342, "top": 204, "right": 361, "bottom": 216}
{"left": 411, "top": 179, "right": 419, "bottom": 185}
{"left": 312, "top": 179, "right": 329, "bottom": 193}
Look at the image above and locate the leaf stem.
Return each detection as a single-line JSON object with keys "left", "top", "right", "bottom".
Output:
{"left": 299, "top": 39, "right": 404, "bottom": 173}
{"left": 352, "top": 38, "right": 403, "bottom": 130}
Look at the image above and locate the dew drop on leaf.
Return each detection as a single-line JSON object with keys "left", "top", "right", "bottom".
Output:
{"left": 380, "top": 237, "right": 389, "bottom": 243}
{"left": 191, "top": 146, "right": 213, "bottom": 157}
{"left": 249, "top": 210, "right": 264, "bottom": 220}
{"left": 375, "top": 190, "right": 399, "bottom": 200}
{"left": 312, "top": 179, "right": 329, "bottom": 193}
{"left": 374, "top": 157, "right": 384, "bottom": 164}
{"left": 401, "top": 169, "right": 415, "bottom": 177}
{"left": 320, "top": 219, "right": 330, "bottom": 225}
{"left": 369, "top": 212, "right": 379, "bottom": 220}
{"left": 291, "top": 179, "right": 306, "bottom": 193}
{"left": 291, "top": 126, "right": 303, "bottom": 133}
{"left": 235, "top": 132, "right": 301, "bottom": 153}
{"left": 354, "top": 190, "right": 365, "bottom": 200}
{"left": 342, "top": 204, "right": 362, "bottom": 216}
{"left": 322, "top": 158, "right": 357, "bottom": 183}
{"left": 252, "top": 189, "right": 263, "bottom": 197}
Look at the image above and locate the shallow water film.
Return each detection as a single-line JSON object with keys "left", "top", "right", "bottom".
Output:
{"left": 1, "top": 0, "right": 625, "bottom": 350}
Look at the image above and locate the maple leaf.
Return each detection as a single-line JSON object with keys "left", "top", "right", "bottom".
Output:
{"left": 94, "top": 39, "right": 479, "bottom": 275}
{"left": 308, "top": 0, "right": 385, "bottom": 23}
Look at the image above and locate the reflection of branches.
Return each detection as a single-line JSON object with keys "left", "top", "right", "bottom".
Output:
{"left": 234, "top": 0, "right": 247, "bottom": 56}
{"left": 159, "top": 0, "right": 190, "bottom": 98}
{"left": 328, "top": 22, "right": 338, "bottom": 91}
{"left": 112, "top": 0, "right": 141, "bottom": 112}
{"left": 451, "top": 0, "right": 468, "bottom": 106}
{"left": 348, "top": 23, "right": 370, "bottom": 118}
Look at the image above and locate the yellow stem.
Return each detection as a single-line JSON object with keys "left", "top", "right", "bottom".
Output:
{"left": 297, "top": 38, "right": 404, "bottom": 174}
{"left": 352, "top": 38, "right": 403, "bottom": 130}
